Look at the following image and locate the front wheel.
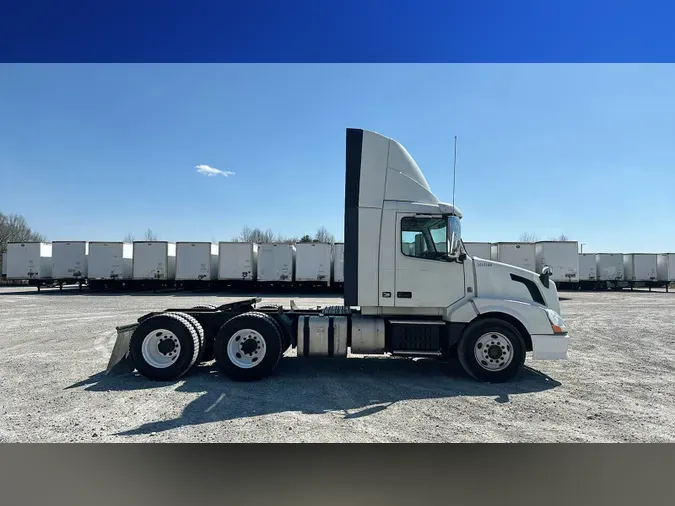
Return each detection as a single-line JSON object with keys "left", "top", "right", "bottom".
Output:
{"left": 457, "top": 318, "right": 526, "bottom": 383}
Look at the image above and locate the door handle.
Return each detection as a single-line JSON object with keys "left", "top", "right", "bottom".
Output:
{"left": 397, "top": 291, "right": 412, "bottom": 299}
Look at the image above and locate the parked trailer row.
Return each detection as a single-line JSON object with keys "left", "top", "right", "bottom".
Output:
{"left": 467, "top": 241, "right": 579, "bottom": 287}
{"left": 464, "top": 241, "right": 674, "bottom": 290}
{"left": 4, "top": 240, "right": 346, "bottom": 291}
{"left": 4, "top": 237, "right": 672, "bottom": 293}
{"left": 578, "top": 253, "right": 671, "bottom": 291}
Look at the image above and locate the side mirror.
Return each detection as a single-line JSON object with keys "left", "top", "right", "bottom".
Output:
{"left": 542, "top": 266, "right": 553, "bottom": 276}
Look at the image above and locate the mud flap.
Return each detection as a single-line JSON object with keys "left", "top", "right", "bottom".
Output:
{"left": 105, "top": 323, "right": 138, "bottom": 375}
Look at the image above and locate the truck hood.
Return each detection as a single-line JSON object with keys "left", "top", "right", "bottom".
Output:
{"left": 471, "top": 257, "right": 562, "bottom": 315}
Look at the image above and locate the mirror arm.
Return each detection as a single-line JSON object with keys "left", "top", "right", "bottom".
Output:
{"left": 539, "top": 272, "right": 550, "bottom": 288}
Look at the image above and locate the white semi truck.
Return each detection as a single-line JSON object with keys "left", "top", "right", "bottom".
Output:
{"left": 106, "top": 128, "right": 570, "bottom": 383}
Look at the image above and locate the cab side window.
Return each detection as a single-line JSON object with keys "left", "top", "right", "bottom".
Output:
{"left": 401, "top": 216, "right": 448, "bottom": 260}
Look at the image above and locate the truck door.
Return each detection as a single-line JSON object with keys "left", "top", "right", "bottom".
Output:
{"left": 394, "top": 213, "right": 465, "bottom": 309}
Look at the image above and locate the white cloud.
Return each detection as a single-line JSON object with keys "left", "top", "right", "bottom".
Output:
{"left": 196, "top": 164, "right": 235, "bottom": 177}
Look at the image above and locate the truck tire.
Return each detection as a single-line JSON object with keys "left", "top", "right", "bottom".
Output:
{"left": 256, "top": 306, "right": 290, "bottom": 351}
{"left": 456, "top": 318, "right": 526, "bottom": 383}
{"left": 170, "top": 312, "right": 209, "bottom": 364}
{"left": 213, "top": 312, "right": 283, "bottom": 381}
{"left": 129, "top": 313, "right": 201, "bottom": 381}
{"left": 265, "top": 315, "right": 291, "bottom": 353}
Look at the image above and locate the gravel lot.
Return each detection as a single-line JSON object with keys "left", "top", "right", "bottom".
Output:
{"left": 1, "top": 285, "right": 674, "bottom": 442}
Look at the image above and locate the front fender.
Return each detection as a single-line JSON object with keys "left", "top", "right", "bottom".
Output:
{"left": 447, "top": 297, "right": 553, "bottom": 337}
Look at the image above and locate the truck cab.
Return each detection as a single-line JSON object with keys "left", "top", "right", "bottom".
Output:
{"left": 343, "top": 128, "right": 569, "bottom": 380}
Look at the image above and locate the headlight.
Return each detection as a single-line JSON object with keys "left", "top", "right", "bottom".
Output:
{"left": 544, "top": 308, "right": 567, "bottom": 334}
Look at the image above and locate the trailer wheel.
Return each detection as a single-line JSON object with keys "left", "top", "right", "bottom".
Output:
{"left": 129, "top": 313, "right": 200, "bottom": 381}
{"left": 213, "top": 312, "right": 283, "bottom": 381}
{"left": 170, "top": 312, "right": 209, "bottom": 364}
{"left": 456, "top": 318, "right": 526, "bottom": 383}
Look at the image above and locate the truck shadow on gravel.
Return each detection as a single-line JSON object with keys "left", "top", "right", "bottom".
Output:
{"left": 67, "top": 357, "right": 561, "bottom": 437}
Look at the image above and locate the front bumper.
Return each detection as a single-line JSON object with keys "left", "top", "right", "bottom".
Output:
{"left": 531, "top": 333, "right": 569, "bottom": 360}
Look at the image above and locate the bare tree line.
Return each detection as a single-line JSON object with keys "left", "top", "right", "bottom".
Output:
{"left": 0, "top": 212, "right": 47, "bottom": 247}
{"left": 120, "top": 226, "right": 337, "bottom": 245}
{"left": 123, "top": 228, "right": 158, "bottom": 242}
{"left": 519, "top": 232, "right": 569, "bottom": 242}
{"left": 232, "top": 225, "right": 336, "bottom": 245}
{"left": 2, "top": 211, "right": 562, "bottom": 253}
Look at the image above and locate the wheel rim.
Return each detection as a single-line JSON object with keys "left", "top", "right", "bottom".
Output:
{"left": 227, "top": 329, "right": 267, "bottom": 369}
{"left": 141, "top": 329, "right": 181, "bottom": 369}
{"left": 474, "top": 332, "right": 514, "bottom": 372}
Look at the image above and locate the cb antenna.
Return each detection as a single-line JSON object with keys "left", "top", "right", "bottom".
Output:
{"left": 452, "top": 135, "right": 458, "bottom": 209}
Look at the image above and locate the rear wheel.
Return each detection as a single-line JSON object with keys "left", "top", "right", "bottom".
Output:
{"left": 171, "top": 312, "right": 209, "bottom": 364}
{"left": 186, "top": 306, "right": 218, "bottom": 361}
{"left": 267, "top": 316, "right": 291, "bottom": 353}
{"left": 256, "top": 306, "right": 291, "bottom": 352}
{"left": 213, "top": 312, "right": 283, "bottom": 381}
{"left": 457, "top": 318, "right": 526, "bottom": 383}
{"left": 129, "top": 313, "right": 200, "bottom": 381}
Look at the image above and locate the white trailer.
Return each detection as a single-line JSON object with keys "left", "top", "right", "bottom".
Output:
{"left": 107, "top": 128, "right": 569, "bottom": 385}
{"left": 535, "top": 241, "right": 579, "bottom": 286}
{"left": 623, "top": 253, "right": 658, "bottom": 283}
{"left": 132, "top": 242, "right": 176, "bottom": 282}
{"left": 596, "top": 253, "right": 624, "bottom": 283}
{"left": 51, "top": 241, "right": 88, "bottom": 284}
{"left": 295, "top": 242, "right": 332, "bottom": 285}
{"left": 175, "top": 242, "right": 218, "bottom": 282}
{"left": 6, "top": 242, "right": 53, "bottom": 282}
{"left": 491, "top": 242, "right": 536, "bottom": 272}
{"left": 578, "top": 253, "right": 597, "bottom": 283}
{"left": 88, "top": 242, "right": 133, "bottom": 287}
{"left": 257, "top": 243, "right": 295, "bottom": 283}
{"left": 332, "top": 242, "right": 345, "bottom": 284}
{"left": 657, "top": 254, "right": 675, "bottom": 284}
{"left": 218, "top": 242, "right": 257, "bottom": 282}
{"left": 464, "top": 242, "right": 491, "bottom": 259}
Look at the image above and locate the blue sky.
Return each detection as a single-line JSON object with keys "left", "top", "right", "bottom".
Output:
{"left": 1, "top": 64, "right": 674, "bottom": 253}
